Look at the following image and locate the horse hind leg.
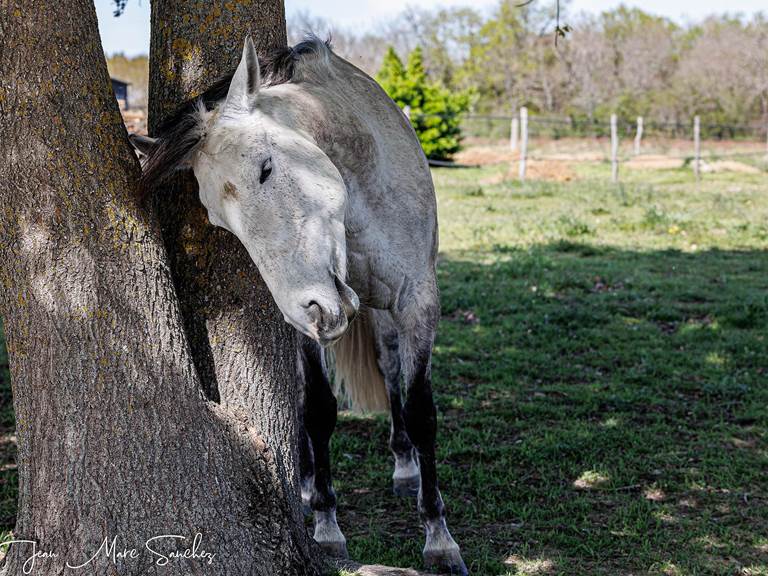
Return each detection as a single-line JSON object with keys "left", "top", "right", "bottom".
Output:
{"left": 372, "top": 310, "right": 420, "bottom": 497}
{"left": 298, "top": 335, "right": 348, "bottom": 558}
{"left": 396, "top": 304, "right": 468, "bottom": 575}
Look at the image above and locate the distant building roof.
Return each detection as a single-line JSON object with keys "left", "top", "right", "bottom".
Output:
{"left": 111, "top": 78, "right": 130, "bottom": 109}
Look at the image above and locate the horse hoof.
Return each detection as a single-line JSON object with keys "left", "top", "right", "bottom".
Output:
{"left": 314, "top": 509, "right": 348, "bottom": 559}
{"left": 424, "top": 547, "right": 468, "bottom": 576}
{"left": 393, "top": 474, "right": 420, "bottom": 497}
{"left": 317, "top": 539, "right": 348, "bottom": 559}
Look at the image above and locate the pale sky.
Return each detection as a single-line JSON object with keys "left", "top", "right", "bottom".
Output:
{"left": 95, "top": 0, "right": 767, "bottom": 57}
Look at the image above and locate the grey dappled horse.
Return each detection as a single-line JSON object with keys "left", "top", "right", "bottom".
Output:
{"left": 133, "top": 36, "right": 467, "bottom": 575}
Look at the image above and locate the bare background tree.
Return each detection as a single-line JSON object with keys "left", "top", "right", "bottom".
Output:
{"left": 288, "top": 2, "right": 768, "bottom": 132}
{"left": 108, "top": 1, "right": 768, "bottom": 135}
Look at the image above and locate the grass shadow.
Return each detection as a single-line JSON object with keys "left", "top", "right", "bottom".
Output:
{"left": 332, "top": 243, "right": 768, "bottom": 576}
{"left": 0, "top": 243, "right": 766, "bottom": 575}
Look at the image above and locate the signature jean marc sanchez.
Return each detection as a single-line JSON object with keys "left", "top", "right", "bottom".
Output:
{"left": 1, "top": 532, "right": 216, "bottom": 574}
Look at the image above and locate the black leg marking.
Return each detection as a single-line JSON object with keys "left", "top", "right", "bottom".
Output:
{"left": 402, "top": 336, "right": 467, "bottom": 576}
{"left": 373, "top": 315, "right": 421, "bottom": 497}
{"left": 298, "top": 336, "right": 348, "bottom": 558}
{"left": 403, "top": 351, "right": 442, "bottom": 518}
{"left": 390, "top": 382, "right": 420, "bottom": 497}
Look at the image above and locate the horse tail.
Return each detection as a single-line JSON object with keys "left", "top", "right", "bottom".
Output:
{"left": 328, "top": 306, "right": 389, "bottom": 413}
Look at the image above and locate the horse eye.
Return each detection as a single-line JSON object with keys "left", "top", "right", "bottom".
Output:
{"left": 259, "top": 157, "right": 272, "bottom": 185}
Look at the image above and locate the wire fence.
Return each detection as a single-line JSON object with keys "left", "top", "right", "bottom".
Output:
{"left": 404, "top": 109, "right": 768, "bottom": 181}
{"left": 416, "top": 112, "right": 768, "bottom": 141}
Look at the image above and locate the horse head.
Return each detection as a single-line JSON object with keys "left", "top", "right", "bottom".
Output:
{"left": 133, "top": 37, "right": 358, "bottom": 346}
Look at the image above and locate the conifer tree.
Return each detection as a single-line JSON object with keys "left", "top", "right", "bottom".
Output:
{"left": 377, "top": 46, "right": 470, "bottom": 160}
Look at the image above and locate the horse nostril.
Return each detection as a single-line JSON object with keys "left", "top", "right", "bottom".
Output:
{"left": 306, "top": 301, "right": 323, "bottom": 325}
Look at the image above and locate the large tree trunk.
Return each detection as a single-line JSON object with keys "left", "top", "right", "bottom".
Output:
{"left": 0, "top": 0, "right": 320, "bottom": 574}
{"left": 146, "top": 0, "right": 317, "bottom": 568}
{"left": 147, "top": 0, "right": 298, "bottom": 480}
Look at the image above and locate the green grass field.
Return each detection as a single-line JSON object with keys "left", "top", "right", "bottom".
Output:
{"left": 1, "top": 160, "right": 767, "bottom": 575}
{"left": 331, "top": 162, "right": 768, "bottom": 575}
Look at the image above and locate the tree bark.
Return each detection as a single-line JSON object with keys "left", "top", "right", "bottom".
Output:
{"left": 0, "top": 0, "right": 320, "bottom": 574}
{"left": 146, "top": 0, "right": 318, "bottom": 568}
{"left": 147, "top": 0, "right": 297, "bottom": 468}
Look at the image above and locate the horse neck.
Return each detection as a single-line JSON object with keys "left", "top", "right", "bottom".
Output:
{"left": 261, "top": 85, "right": 378, "bottom": 188}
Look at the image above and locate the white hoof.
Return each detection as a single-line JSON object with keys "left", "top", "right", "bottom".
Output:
{"left": 313, "top": 509, "right": 348, "bottom": 559}
{"left": 423, "top": 518, "right": 467, "bottom": 575}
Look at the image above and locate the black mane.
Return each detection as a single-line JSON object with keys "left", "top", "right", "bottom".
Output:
{"left": 140, "top": 36, "right": 332, "bottom": 193}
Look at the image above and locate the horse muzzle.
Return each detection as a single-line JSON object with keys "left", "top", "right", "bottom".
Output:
{"left": 303, "top": 274, "right": 359, "bottom": 346}
{"left": 334, "top": 273, "right": 359, "bottom": 324}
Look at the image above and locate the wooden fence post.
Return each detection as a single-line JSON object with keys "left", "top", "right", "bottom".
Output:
{"left": 634, "top": 116, "right": 643, "bottom": 155}
{"left": 510, "top": 116, "right": 519, "bottom": 151}
{"left": 611, "top": 113, "right": 619, "bottom": 183}
{"left": 519, "top": 107, "right": 528, "bottom": 182}
{"left": 694, "top": 115, "right": 701, "bottom": 181}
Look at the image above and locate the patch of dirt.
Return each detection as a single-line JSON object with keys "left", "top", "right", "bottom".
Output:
{"left": 471, "top": 162, "right": 576, "bottom": 184}
{"left": 701, "top": 160, "right": 761, "bottom": 174}
{"left": 454, "top": 147, "right": 577, "bottom": 181}
{"left": 504, "top": 555, "right": 555, "bottom": 575}
{"left": 527, "top": 160, "right": 576, "bottom": 181}
{"left": 623, "top": 156, "right": 760, "bottom": 173}
{"left": 625, "top": 155, "right": 685, "bottom": 170}
{"left": 455, "top": 141, "right": 765, "bottom": 179}
{"left": 645, "top": 487, "right": 666, "bottom": 501}
{"left": 573, "top": 470, "right": 610, "bottom": 490}
{"left": 537, "top": 151, "right": 605, "bottom": 161}
{"left": 730, "top": 436, "right": 759, "bottom": 449}
{"left": 454, "top": 146, "right": 518, "bottom": 165}
{"left": 592, "top": 277, "right": 625, "bottom": 293}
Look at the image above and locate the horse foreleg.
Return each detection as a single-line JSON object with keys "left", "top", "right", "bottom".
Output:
{"left": 400, "top": 320, "right": 468, "bottom": 576}
{"left": 298, "top": 417, "right": 314, "bottom": 516}
{"left": 299, "top": 335, "right": 348, "bottom": 558}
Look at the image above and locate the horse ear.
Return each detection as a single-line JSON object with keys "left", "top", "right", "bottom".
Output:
{"left": 224, "top": 36, "right": 260, "bottom": 114}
